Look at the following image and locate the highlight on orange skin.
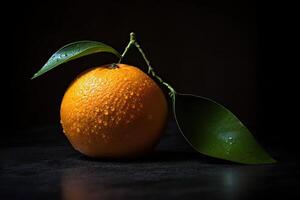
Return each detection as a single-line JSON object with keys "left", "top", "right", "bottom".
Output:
{"left": 60, "top": 64, "right": 168, "bottom": 158}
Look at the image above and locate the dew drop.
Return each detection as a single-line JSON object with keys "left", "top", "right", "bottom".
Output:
{"left": 131, "top": 105, "right": 136, "bottom": 109}
{"left": 139, "top": 103, "right": 144, "bottom": 108}
{"left": 130, "top": 91, "right": 134, "bottom": 96}
{"left": 76, "top": 128, "right": 80, "bottom": 133}
{"left": 130, "top": 114, "right": 134, "bottom": 119}
{"left": 98, "top": 119, "right": 102, "bottom": 124}
{"left": 103, "top": 121, "right": 108, "bottom": 126}
{"left": 104, "top": 110, "right": 109, "bottom": 115}
{"left": 124, "top": 95, "right": 128, "bottom": 99}
{"left": 111, "top": 107, "right": 115, "bottom": 111}
{"left": 225, "top": 149, "right": 230, "bottom": 155}
{"left": 227, "top": 136, "right": 235, "bottom": 145}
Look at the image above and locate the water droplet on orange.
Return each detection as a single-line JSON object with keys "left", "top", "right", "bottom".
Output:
{"left": 60, "top": 64, "right": 168, "bottom": 157}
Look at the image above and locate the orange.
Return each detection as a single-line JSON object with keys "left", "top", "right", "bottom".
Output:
{"left": 60, "top": 63, "right": 168, "bottom": 158}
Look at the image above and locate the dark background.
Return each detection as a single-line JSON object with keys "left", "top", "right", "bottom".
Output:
{"left": 3, "top": 0, "right": 295, "bottom": 150}
{"left": 2, "top": 0, "right": 299, "bottom": 199}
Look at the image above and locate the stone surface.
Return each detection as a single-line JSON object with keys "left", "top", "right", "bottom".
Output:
{"left": 1, "top": 122, "right": 299, "bottom": 199}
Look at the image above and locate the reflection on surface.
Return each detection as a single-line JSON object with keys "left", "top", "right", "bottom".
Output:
{"left": 61, "top": 168, "right": 121, "bottom": 200}
{"left": 62, "top": 175, "right": 93, "bottom": 200}
{"left": 221, "top": 166, "right": 271, "bottom": 199}
{"left": 61, "top": 154, "right": 274, "bottom": 200}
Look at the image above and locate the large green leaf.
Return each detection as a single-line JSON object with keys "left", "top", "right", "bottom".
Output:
{"left": 173, "top": 93, "right": 276, "bottom": 164}
{"left": 31, "top": 41, "right": 121, "bottom": 79}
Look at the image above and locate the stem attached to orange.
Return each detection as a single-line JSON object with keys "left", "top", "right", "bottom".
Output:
{"left": 119, "top": 32, "right": 176, "bottom": 99}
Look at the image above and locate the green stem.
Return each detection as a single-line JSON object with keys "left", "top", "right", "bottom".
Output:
{"left": 119, "top": 32, "right": 176, "bottom": 98}
{"left": 118, "top": 34, "right": 135, "bottom": 63}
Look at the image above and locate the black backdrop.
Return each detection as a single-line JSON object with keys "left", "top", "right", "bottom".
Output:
{"left": 3, "top": 0, "right": 295, "bottom": 150}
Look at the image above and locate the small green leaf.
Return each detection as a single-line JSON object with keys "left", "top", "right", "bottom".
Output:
{"left": 173, "top": 93, "right": 276, "bottom": 164}
{"left": 31, "top": 41, "right": 121, "bottom": 79}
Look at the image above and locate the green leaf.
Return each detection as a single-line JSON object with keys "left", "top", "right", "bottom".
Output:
{"left": 173, "top": 93, "right": 276, "bottom": 164}
{"left": 31, "top": 41, "right": 121, "bottom": 79}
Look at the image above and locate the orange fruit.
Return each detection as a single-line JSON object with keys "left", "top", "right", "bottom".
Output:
{"left": 60, "top": 63, "right": 168, "bottom": 158}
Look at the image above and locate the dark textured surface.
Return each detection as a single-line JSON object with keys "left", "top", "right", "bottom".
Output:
{"left": 1, "top": 121, "right": 299, "bottom": 200}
